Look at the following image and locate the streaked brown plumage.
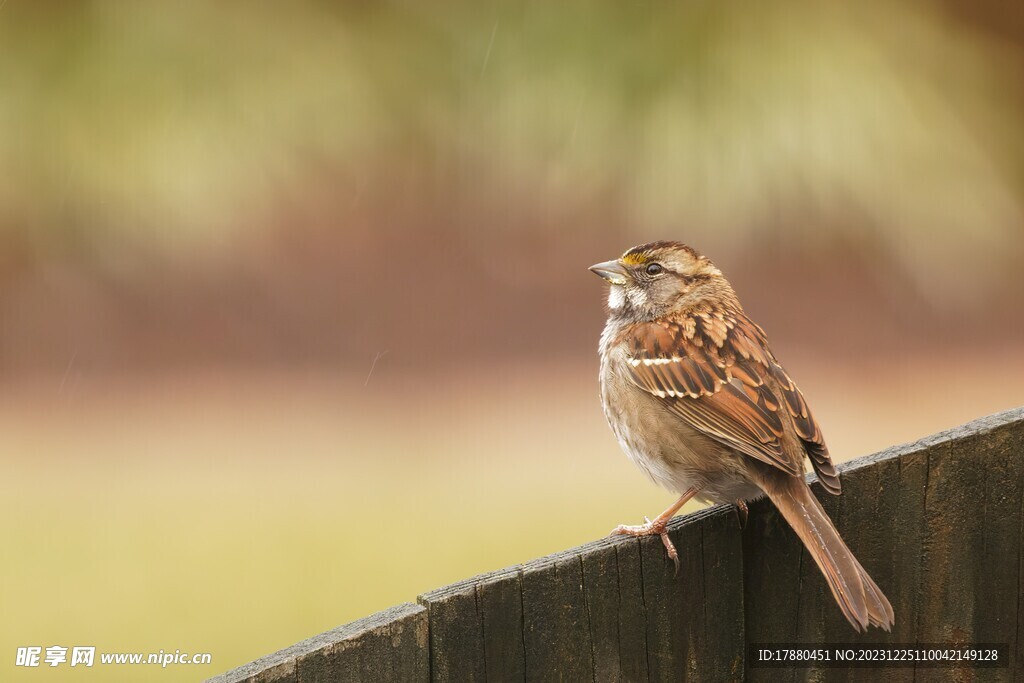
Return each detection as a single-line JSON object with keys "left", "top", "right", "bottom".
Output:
{"left": 591, "top": 240, "right": 893, "bottom": 632}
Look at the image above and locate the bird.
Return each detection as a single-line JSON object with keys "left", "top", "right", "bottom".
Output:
{"left": 590, "top": 240, "right": 893, "bottom": 632}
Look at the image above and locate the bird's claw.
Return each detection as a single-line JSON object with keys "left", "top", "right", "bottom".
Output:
{"left": 735, "top": 500, "right": 749, "bottom": 529}
{"left": 609, "top": 517, "right": 680, "bottom": 575}
{"left": 662, "top": 532, "right": 680, "bottom": 576}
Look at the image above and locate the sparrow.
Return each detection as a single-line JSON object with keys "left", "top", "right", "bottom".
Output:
{"left": 590, "top": 241, "right": 893, "bottom": 632}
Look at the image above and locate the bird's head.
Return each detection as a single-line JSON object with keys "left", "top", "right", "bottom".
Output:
{"left": 589, "top": 241, "right": 736, "bottom": 321}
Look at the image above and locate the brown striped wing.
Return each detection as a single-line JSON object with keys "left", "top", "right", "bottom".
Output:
{"left": 623, "top": 312, "right": 841, "bottom": 493}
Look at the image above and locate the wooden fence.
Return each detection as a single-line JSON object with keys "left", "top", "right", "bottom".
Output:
{"left": 209, "top": 407, "right": 1024, "bottom": 682}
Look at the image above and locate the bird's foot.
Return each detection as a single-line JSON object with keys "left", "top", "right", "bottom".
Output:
{"left": 735, "top": 500, "right": 749, "bottom": 529}
{"left": 610, "top": 516, "right": 679, "bottom": 575}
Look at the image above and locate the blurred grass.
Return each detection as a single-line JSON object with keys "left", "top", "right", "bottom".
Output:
{"left": 1, "top": 1, "right": 1021, "bottom": 302}
{"left": 0, "top": 366, "right": 662, "bottom": 681}
{"left": 1, "top": 355, "right": 1022, "bottom": 681}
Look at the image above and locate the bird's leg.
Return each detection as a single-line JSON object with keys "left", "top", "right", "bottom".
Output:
{"left": 610, "top": 488, "right": 699, "bottom": 574}
{"left": 735, "top": 499, "right": 749, "bottom": 529}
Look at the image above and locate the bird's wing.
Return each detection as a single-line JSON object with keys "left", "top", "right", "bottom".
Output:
{"left": 622, "top": 312, "right": 840, "bottom": 492}
{"left": 767, "top": 361, "right": 840, "bottom": 493}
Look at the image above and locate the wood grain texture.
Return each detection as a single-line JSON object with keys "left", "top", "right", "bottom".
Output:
{"left": 698, "top": 505, "right": 747, "bottom": 681}
{"left": 637, "top": 505, "right": 746, "bottom": 682}
{"left": 206, "top": 603, "right": 427, "bottom": 683}
{"left": 418, "top": 579, "right": 487, "bottom": 682}
{"left": 612, "top": 536, "right": 650, "bottom": 681}
{"left": 744, "top": 495, "right": 804, "bottom": 683}
{"left": 580, "top": 541, "right": 630, "bottom": 680}
{"left": 521, "top": 551, "right": 595, "bottom": 680}
{"left": 976, "top": 418, "right": 1024, "bottom": 681}
{"left": 477, "top": 568, "right": 526, "bottom": 682}
{"left": 208, "top": 407, "right": 1024, "bottom": 683}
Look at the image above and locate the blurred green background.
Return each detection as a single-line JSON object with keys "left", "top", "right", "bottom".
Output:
{"left": 2, "top": 1, "right": 1022, "bottom": 680}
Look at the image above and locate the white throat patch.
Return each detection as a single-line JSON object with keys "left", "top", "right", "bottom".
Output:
{"left": 608, "top": 285, "right": 648, "bottom": 310}
{"left": 607, "top": 285, "right": 625, "bottom": 309}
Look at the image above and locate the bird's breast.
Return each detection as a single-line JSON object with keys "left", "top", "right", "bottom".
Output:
{"left": 599, "top": 350, "right": 701, "bottom": 491}
{"left": 598, "top": 339, "right": 760, "bottom": 502}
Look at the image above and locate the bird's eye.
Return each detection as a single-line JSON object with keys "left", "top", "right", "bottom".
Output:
{"left": 646, "top": 263, "right": 663, "bottom": 275}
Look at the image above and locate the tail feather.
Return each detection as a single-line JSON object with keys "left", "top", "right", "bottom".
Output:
{"left": 854, "top": 554, "right": 895, "bottom": 629}
{"left": 761, "top": 475, "right": 894, "bottom": 632}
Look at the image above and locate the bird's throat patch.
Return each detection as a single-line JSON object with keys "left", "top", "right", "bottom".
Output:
{"left": 608, "top": 285, "right": 625, "bottom": 309}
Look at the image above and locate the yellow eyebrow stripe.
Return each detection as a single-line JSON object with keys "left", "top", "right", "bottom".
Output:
{"left": 620, "top": 252, "right": 649, "bottom": 265}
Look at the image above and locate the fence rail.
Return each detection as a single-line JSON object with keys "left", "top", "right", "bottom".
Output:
{"left": 209, "top": 407, "right": 1024, "bottom": 682}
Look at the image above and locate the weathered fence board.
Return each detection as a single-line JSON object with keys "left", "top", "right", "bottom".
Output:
{"left": 978, "top": 421, "right": 1024, "bottom": 671}
{"left": 638, "top": 506, "right": 746, "bottom": 682}
{"left": 418, "top": 579, "right": 487, "bottom": 681}
{"left": 609, "top": 536, "right": 650, "bottom": 680}
{"left": 209, "top": 407, "right": 1024, "bottom": 682}
{"left": 416, "top": 507, "right": 744, "bottom": 682}
{"left": 699, "top": 507, "right": 747, "bottom": 680}
{"left": 208, "top": 603, "right": 427, "bottom": 683}
{"left": 891, "top": 445, "right": 929, "bottom": 647}
{"left": 580, "top": 542, "right": 630, "bottom": 680}
{"left": 477, "top": 568, "right": 527, "bottom": 680}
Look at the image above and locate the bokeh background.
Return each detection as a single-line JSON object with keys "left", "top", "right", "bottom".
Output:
{"left": 2, "top": 1, "right": 1023, "bottom": 680}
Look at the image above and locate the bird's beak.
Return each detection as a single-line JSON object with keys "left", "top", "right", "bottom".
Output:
{"left": 589, "top": 260, "right": 629, "bottom": 285}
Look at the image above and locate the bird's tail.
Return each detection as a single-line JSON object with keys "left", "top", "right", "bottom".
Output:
{"left": 760, "top": 474, "right": 894, "bottom": 632}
